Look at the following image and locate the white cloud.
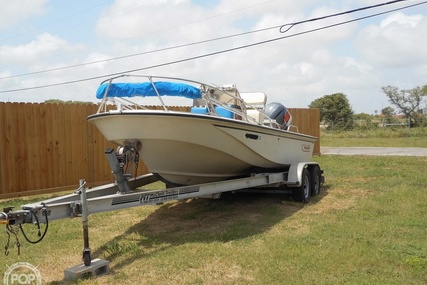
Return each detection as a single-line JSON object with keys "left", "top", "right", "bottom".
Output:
{"left": 0, "top": 0, "right": 48, "bottom": 29}
{"left": 357, "top": 12, "right": 427, "bottom": 67}
{"left": 0, "top": 33, "right": 84, "bottom": 66}
{"left": 95, "top": 0, "right": 202, "bottom": 41}
{"left": 311, "top": 49, "right": 331, "bottom": 66}
{"left": 380, "top": 12, "right": 423, "bottom": 29}
{"left": 84, "top": 52, "right": 111, "bottom": 70}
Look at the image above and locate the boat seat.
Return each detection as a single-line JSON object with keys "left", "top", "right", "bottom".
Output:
{"left": 215, "top": 106, "right": 234, "bottom": 118}
{"left": 240, "top": 92, "right": 267, "bottom": 105}
{"left": 246, "top": 109, "right": 265, "bottom": 123}
{"left": 191, "top": 106, "right": 209, "bottom": 114}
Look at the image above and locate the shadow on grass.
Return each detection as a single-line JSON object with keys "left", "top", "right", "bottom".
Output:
{"left": 93, "top": 190, "right": 328, "bottom": 271}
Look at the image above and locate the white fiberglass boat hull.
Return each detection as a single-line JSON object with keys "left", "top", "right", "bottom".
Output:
{"left": 88, "top": 110, "right": 317, "bottom": 185}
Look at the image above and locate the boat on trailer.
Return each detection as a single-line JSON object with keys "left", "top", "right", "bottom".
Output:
{"left": 88, "top": 74, "right": 318, "bottom": 186}
{"left": 1, "top": 74, "right": 323, "bottom": 269}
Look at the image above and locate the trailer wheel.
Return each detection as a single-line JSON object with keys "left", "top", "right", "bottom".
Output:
{"left": 293, "top": 168, "right": 311, "bottom": 203}
{"left": 309, "top": 165, "right": 322, "bottom": 196}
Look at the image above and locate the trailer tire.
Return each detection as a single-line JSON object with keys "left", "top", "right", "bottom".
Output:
{"left": 292, "top": 168, "right": 311, "bottom": 203}
{"left": 309, "top": 165, "right": 322, "bottom": 196}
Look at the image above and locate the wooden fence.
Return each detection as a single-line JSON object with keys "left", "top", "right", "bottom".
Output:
{"left": 0, "top": 103, "right": 320, "bottom": 199}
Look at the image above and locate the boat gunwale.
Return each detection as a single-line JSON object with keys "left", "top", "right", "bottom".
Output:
{"left": 87, "top": 110, "right": 318, "bottom": 142}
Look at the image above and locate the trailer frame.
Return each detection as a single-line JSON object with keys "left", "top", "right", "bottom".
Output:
{"left": 1, "top": 147, "right": 323, "bottom": 265}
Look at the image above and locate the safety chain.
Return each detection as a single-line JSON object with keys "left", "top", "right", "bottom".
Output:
{"left": 4, "top": 224, "right": 21, "bottom": 256}
{"left": 3, "top": 206, "right": 49, "bottom": 256}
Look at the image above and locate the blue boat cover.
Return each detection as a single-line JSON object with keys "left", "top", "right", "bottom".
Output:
{"left": 96, "top": 82, "right": 202, "bottom": 99}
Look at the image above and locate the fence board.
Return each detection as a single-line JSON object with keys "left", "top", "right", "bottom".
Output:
{"left": 0, "top": 103, "right": 320, "bottom": 198}
{"left": 57, "top": 103, "right": 68, "bottom": 187}
{"left": 18, "top": 103, "right": 29, "bottom": 192}
{"left": 45, "top": 103, "right": 55, "bottom": 188}
{"left": 50, "top": 103, "right": 61, "bottom": 187}
{"left": 0, "top": 103, "right": 4, "bottom": 196}
{"left": 38, "top": 104, "right": 49, "bottom": 189}
{"left": 30, "top": 103, "right": 40, "bottom": 189}
{"left": 5, "top": 103, "right": 17, "bottom": 194}
{"left": 0, "top": 103, "right": 10, "bottom": 194}
{"left": 22, "top": 103, "right": 29, "bottom": 191}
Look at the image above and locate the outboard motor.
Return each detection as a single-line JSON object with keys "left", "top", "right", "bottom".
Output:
{"left": 264, "top": 102, "right": 292, "bottom": 129}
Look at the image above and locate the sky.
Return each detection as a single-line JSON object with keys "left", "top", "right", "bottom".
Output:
{"left": 1, "top": 0, "right": 427, "bottom": 114}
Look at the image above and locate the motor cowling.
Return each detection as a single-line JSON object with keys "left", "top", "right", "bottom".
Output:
{"left": 264, "top": 102, "right": 292, "bottom": 129}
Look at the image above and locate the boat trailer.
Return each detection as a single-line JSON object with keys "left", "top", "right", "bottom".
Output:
{"left": 1, "top": 146, "right": 323, "bottom": 273}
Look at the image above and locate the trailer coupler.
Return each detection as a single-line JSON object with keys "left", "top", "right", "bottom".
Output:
{"left": 1, "top": 205, "right": 49, "bottom": 256}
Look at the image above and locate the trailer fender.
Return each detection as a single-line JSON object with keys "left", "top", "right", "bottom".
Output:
{"left": 286, "top": 162, "right": 319, "bottom": 187}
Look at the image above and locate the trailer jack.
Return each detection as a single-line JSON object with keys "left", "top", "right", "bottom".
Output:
{"left": 76, "top": 179, "right": 92, "bottom": 266}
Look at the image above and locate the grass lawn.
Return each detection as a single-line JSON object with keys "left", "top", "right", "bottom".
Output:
{"left": 320, "top": 127, "right": 427, "bottom": 147}
{"left": 1, "top": 133, "right": 426, "bottom": 284}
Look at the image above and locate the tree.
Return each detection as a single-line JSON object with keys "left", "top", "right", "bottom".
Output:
{"left": 381, "top": 106, "right": 395, "bottom": 117}
{"left": 353, "top": 113, "right": 376, "bottom": 130}
{"left": 381, "top": 85, "right": 427, "bottom": 127}
{"left": 381, "top": 106, "right": 395, "bottom": 124}
{"left": 309, "top": 93, "right": 354, "bottom": 130}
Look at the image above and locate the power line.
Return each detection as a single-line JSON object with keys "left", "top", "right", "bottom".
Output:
{"left": 0, "top": 0, "right": 412, "bottom": 81}
{"left": 0, "top": 0, "right": 282, "bottom": 79}
{"left": 279, "top": 0, "right": 410, "bottom": 33}
{"left": 0, "top": 0, "right": 425, "bottom": 94}
{"left": 0, "top": 26, "right": 279, "bottom": 80}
